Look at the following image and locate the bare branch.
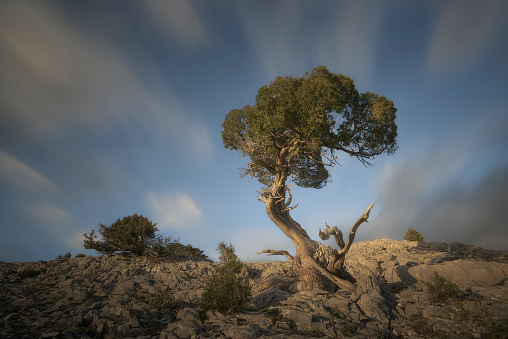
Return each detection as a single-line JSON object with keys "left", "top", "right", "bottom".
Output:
{"left": 282, "top": 204, "right": 298, "bottom": 213}
{"left": 338, "top": 203, "right": 375, "bottom": 256}
{"left": 254, "top": 249, "right": 293, "bottom": 261}
{"left": 319, "top": 222, "right": 345, "bottom": 249}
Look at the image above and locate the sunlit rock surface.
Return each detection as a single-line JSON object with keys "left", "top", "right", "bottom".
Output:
{"left": 1, "top": 239, "right": 507, "bottom": 338}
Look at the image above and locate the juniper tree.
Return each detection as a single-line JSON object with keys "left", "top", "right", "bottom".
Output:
{"left": 222, "top": 66, "right": 398, "bottom": 291}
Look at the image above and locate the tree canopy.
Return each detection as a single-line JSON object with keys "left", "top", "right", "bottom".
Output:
{"left": 222, "top": 66, "right": 398, "bottom": 190}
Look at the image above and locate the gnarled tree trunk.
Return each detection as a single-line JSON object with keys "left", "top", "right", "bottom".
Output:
{"left": 256, "top": 167, "right": 374, "bottom": 292}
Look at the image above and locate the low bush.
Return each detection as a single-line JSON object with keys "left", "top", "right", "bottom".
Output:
{"left": 200, "top": 242, "right": 251, "bottom": 313}
{"left": 149, "top": 285, "right": 181, "bottom": 313}
{"left": 145, "top": 235, "right": 208, "bottom": 260}
{"left": 404, "top": 228, "right": 424, "bottom": 242}
{"left": 426, "top": 271, "right": 460, "bottom": 303}
{"left": 17, "top": 268, "right": 42, "bottom": 280}
{"left": 83, "top": 214, "right": 158, "bottom": 256}
{"left": 83, "top": 214, "right": 208, "bottom": 260}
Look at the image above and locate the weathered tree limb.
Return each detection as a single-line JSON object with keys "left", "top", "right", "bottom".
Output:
{"left": 338, "top": 202, "right": 375, "bottom": 256}
{"left": 319, "top": 223, "right": 346, "bottom": 249}
{"left": 254, "top": 249, "right": 294, "bottom": 261}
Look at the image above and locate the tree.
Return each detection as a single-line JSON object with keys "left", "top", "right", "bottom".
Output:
{"left": 83, "top": 214, "right": 158, "bottom": 256}
{"left": 222, "top": 66, "right": 397, "bottom": 292}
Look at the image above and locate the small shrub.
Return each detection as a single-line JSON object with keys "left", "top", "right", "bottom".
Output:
{"left": 63, "top": 252, "right": 72, "bottom": 259}
{"left": 83, "top": 214, "right": 207, "bottom": 260}
{"left": 404, "top": 228, "right": 424, "bottom": 242}
{"left": 145, "top": 236, "right": 208, "bottom": 260}
{"left": 17, "top": 268, "right": 42, "bottom": 280}
{"left": 409, "top": 314, "right": 435, "bottom": 336}
{"left": 426, "top": 271, "right": 460, "bottom": 303}
{"left": 200, "top": 242, "right": 251, "bottom": 313}
{"left": 83, "top": 214, "right": 158, "bottom": 256}
{"left": 174, "top": 243, "right": 208, "bottom": 259}
{"left": 375, "top": 262, "right": 385, "bottom": 276}
{"left": 149, "top": 285, "right": 181, "bottom": 313}
{"left": 75, "top": 253, "right": 86, "bottom": 258}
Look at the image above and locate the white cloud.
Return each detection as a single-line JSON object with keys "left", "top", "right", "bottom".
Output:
{"left": 63, "top": 230, "right": 89, "bottom": 253}
{"left": 147, "top": 191, "right": 203, "bottom": 229}
{"left": 141, "top": 0, "right": 210, "bottom": 48}
{"left": 426, "top": 0, "right": 507, "bottom": 75}
{"left": 0, "top": 150, "right": 57, "bottom": 193}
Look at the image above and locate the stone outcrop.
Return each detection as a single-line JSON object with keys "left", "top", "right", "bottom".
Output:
{"left": 1, "top": 239, "right": 507, "bottom": 338}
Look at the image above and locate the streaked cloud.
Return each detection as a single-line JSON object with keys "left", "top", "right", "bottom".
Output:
{"left": 63, "top": 230, "right": 89, "bottom": 253}
{"left": 140, "top": 0, "right": 210, "bottom": 48}
{"left": 0, "top": 150, "right": 57, "bottom": 193}
{"left": 147, "top": 190, "right": 203, "bottom": 229}
{"left": 320, "top": 1, "right": 382, "bottom": 85}
{"left": 426, "top": 1, "right": 507, "bottom": 75}
{"left": 0, "top": 1, "right": 214, "bottom": 159}
{"left": 26, "top": 201, "right": 71, "bottom": 223}
{"left": 363, "top": 112, "right": 508, "bottom": 250}
{"left": 235, "top": 2, "right": 382, "bottom": 84}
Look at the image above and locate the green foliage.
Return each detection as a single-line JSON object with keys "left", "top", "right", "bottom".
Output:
{"left": 75, "top": 253, "right": 86, "bottom": 258}
{"left": 145, "top": 235, "right": 208, "bottom": 260}
{"left": 217, "top": 241, "right": 236, "bottom": 263}
{"left": 200, "top": 242, "right": 251, "bottom": 313}
{"left": 17, "top": 268, "right": 41, "bottom": 280}
{"left": 149, "top": 285, "right": 181, "bottom": 313}
{"left": 83, "top": 214, "right": 207, "bottom": 259}
{"left": 63, "top": 252, "right": 72, "bottom": 259}
{"left": 222, "top": 66, "right": 398, "bottom": 189}
{"left": 83, "top": 214, "right": 158, "bottom": 256}
{"left": 426, "top": 272, "right": 461, "bottom": 303}
{"left": 404, "top": 228, "right": 424, "bottom": 242}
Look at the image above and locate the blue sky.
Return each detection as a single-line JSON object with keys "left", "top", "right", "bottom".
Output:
{"left": 1, "top": 1, "right": 507, "bottom": 262}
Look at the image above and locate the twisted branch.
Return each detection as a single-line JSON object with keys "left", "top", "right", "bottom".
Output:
{"left": 254, "top": 249, "right": 293, "bottom": 261}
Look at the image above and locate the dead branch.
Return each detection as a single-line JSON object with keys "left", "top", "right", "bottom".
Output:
{"left": 338, "top": 203, "right": 375, "bottom": 256}
{"left": 319, "top": 222, "right": 346, "bottom": 249}
{"left": 254, "top": 249, "right": 293, "bottom": 261}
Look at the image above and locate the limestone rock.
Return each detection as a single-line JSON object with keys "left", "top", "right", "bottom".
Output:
{"left": 1, "top": 240, "right": 507, "bottom": 338}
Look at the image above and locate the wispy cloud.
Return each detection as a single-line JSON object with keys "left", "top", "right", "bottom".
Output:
{"left": 140, "top": 0, "right": 210, "bottom": 48}
{"left": 147, "top": 191, "right": 203, "bottom": 230}
{"left": 320, "top": 1, "right": 382, "bottom": 86}
{"left": 25, "top": 201, "right": 71, "bottom": 223}
{"left": 363, "top": 112, "right": 508, "bottom": 250}
{"left": 426, "top": 1, "right": 507, "bottom": 75}
{"left": 0, "top": 150, "right": 57, "bottom": 193}
{"left": 235, "top": 2, "right": 382, "bottom": 84}
{"left": 0, "top": 1, "right": 214, "bottom": 159}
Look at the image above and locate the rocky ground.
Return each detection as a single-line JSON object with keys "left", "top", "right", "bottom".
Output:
{"left": 1, "top": 239, "right": 508, "bottom": 338}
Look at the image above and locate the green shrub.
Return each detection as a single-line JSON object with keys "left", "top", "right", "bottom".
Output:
{"left": 63, "top": 252, "right": 72, "bottom": 259}
{"left": 200, "top": 242, "right": 251, "bottom": 313}
{"left": 404, "top": 228, "right": 424, "bottom": 242}
{"left": 145, "top": 235, "right": 208, "bottom": 260}
{"left": 149, "top": 285, "right": 181, "bottom": 313}
{"left": 83, "top": 214, "right": 158, "bottom": 256}
{"left": 426, "top": 271, "right": 460, "bottom": 303}
{"left": 75, "top": 253, "right": 86, "bottom": 258}
{"left": 17, "top": 268, "right": 41, "bottom": 280}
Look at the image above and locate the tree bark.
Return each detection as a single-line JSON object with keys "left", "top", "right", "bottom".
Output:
{"left": 257, "top": 159, "right": 374, "bottom": 292}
